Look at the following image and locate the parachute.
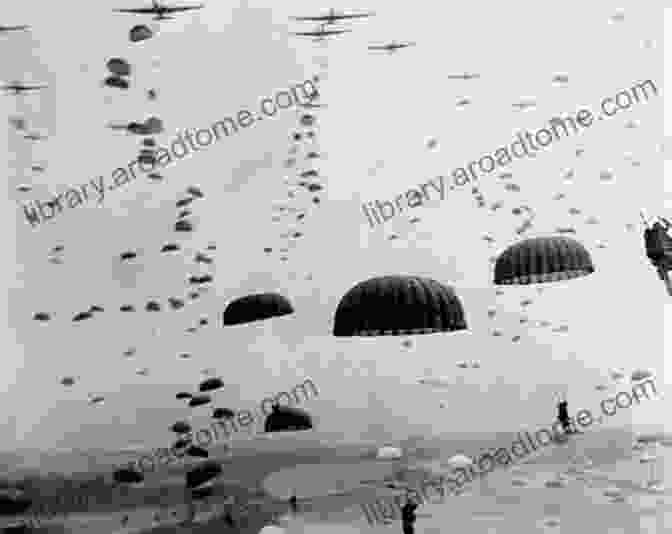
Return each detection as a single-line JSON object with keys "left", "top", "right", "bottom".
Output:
{"left": 189, "top": 394, "right": 211, "bottom": 407}
{"left": 129, "top": 24, "right": 153, "bottom": 42}
{"left": 104, "top": 75, "right": 129, "bottom": 90}
{"left": 113, "top": 467, "right": 144, "bottom": 484}
{"left": 171, "top": 421, "right": 191, "bottom": 434}
{"left": 494, "top": 236, "right": 594, "bottom": 285}
{"left": 263, "top": 404, "right": 313, "bottom": 433}
{"left": 333, "top": 275, "right": 467, "bottom": 336}
{"left": 106, "top": 58, "right": 131, "bottom": 77}
{"left": 222, "top": 293, "right": 294, "bottom": 326}
{"left": 198, "top": 377, "right": 224, "bottom": 392}
{"left": 185, "top": 460, "right": 222, "bottom": 489}
{"left": 176, "top": 392, "right": 192, "bottom": 400}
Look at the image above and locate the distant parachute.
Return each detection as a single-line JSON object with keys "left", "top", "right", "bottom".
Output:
{"left": 104, "top": 75, "right": 129, "bottom": 90}
{"left": 264, "top": 404, "right": 313, "bottom": 433}
{"left": 185, "top": 460, "right": 222, "bottom": 489}
{"left": 33, "top": 312, "right": 51, "bottom": 321}
{"left": 189, "top": 394, "right": 211, "bottom": 407}
{"left": 222, "top": 293, "right": 294, "bottom": 326}
{"left": 60, "top": 377, "right": 75, "bottom": 386}
{"left": 73, "top": 311, "right": 93, "bottom": 322}
{"left": 129, "top": 24, "right": 153, "bottom": 42}
{"left": 171, "top": 421, "right": 191, "bottom": 434}
{"left": 494, "top": 236, "right": 594, "bottom": 285}
{"left": 176, "top": 392, "right": 192, "bottom": 400}
{"left": 113, "top": 467, "right": 144, "bottom": 484}
{"left": 300, "top": 114, "right": 315, "bottom": 127}
{"left": 106, "top": 58, "right": 131, "bottom": 77}
{"left": 199, "top": 377, "right": 224, "bottom": 392}
{"left": 333, "top": 275, "right": 467, "bottom": 336}
{"left": 145, "top": 301, "right": 161, "bottom": 312}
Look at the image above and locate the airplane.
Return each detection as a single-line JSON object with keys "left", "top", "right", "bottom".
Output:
{"left": 290, "top": 8, "right": 375, "bottom": 25}
{"left": 368, "top": 41, "right": 416, "bottom": 53}
{"left": 446, "top": 73, "right": 480, "bottom": 80}
{"left": 113, "top": 0, "right": 204, "bottom": 21}
{"left": 291, "top": 23, "right": 351, "bottom": 42}
{"left": 1, "top": 82, "right": 47, "bottom": 95}
{"left": 0, "top": 25, "right": 29, "bottom": 33}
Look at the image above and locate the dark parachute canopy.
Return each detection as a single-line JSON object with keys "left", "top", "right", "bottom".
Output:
{"left": 189, "top": 394, "right": 211, "bottom": 407}
{"left": 129, "top": 24, "right": 153, "bottom": 42}
{"left": 186, "top": 460, "right": 222, "bottom": 489}
{"left": 493, "top": 236, "right": 594, "bottom": 285}
{"left": 264, "top": 404, "right": 313, "bottom": 433}
{"left": 332, "top": 275, "right": 468, "bottom": 336}
{"left": 104, "top": 75, "right": 129, "bottom": 90}
{"left": 176, "top": 392, "right": 192, "bottom": 400}
{"left": 171, "top": 421, "right": 191, "bottom": 434}
{"left": 199, "top": 377, "right": 224, "bottom": 392}
{"left": 106, "top": 58, "right": 131, "bottom": 77}
{"left": 222, "top": 293, "right": 294, "bottom": 326}
{"left": 113, "top": 467, "right": 144, "bottom": 484}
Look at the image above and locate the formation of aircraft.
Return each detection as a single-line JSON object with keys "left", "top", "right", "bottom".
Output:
{"left": 368, "top": 41, "right": 417, "bottom": 53}
{"left": 447, "top": 73, "right": 481, "bottom": 80}
{"left": 291, "top": 8, "right": 375, "bottom": 25}
{"left": 1, "top": 81, "right": 47, "bottom": 95}
{"left": 113, "top": 0, "right": 204, "bottom": 21}
{"left": 291, "top": 24, "right": 352, "bottom": 42}
{"left": 0, "top": 25, "right": 29, "bottom": 33}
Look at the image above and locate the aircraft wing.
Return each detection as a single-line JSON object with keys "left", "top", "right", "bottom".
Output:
{"left": 291, "top": 15, "right": 331, "bottom": 21}
{"left": 0, "top": 25, "right": 29, "bottom": 31}
{"left": 367, "top": 46, "right": 388, "bottom": 50}
{"left": 292, "top": 29, "right": 349, "bottom": 37}
{"left": 164, "top": 5, "right": 204, "bottom": 13}
{"left": 331, "top": 13, "right": 375, "bottom": 20}
{"left": 113, "top": 7, "right": 158, "bottom": 13}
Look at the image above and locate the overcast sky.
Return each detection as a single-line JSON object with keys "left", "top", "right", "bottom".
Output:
{"left": 1, "top": 0, "right": 666, "bottom": 455}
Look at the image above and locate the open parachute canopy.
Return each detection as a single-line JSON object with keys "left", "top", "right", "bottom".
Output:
{"left": 186, "top": 460, "right": 222, "bottom": 489}
{"left": 493, "top": 236, "right": 594, "bottom": 285}
{"left": 129, "top": 24, "right": 153, "bottom": 42}
{"left": 106, "top": 58, "right": 131, "bottom": 77}
{"left": 199, "top": 377, "right": 224, "bottom": 392}
{"left": 189, "top": 394, "right": 211, "bottom": 407}
{"left": 264, "top": 404, "right": 313, "bottom": 433}
{"left": 332, "top": 275, "right": 467, "bottom": 336}
{"left": 222, "top": 293, "right": 294, "bottom": 326}
{"left": 171, "top": 421, "right": 191, "bottom": 434}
